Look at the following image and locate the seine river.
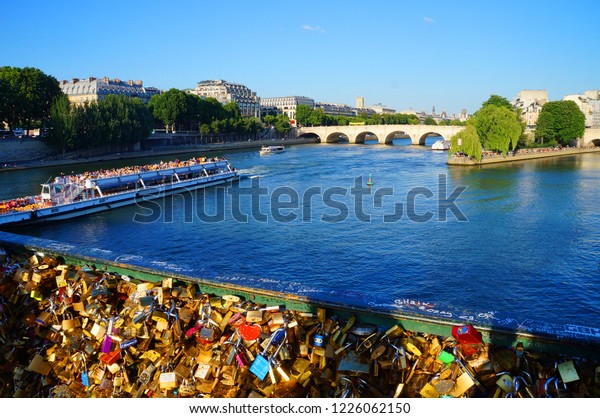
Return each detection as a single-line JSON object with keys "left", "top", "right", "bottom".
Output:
{"left": 2, "top": 140, "right": 600, "bottom": 335}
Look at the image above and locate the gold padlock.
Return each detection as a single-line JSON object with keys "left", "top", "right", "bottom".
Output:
{"left": 62, "top": 312, "right": 81, "bottom": 331}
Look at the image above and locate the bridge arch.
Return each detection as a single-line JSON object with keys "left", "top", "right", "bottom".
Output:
{"left": 591, "top": 138, "right": 600, "bottom": 147}
{"left": 297, "top": 132, "right": 320, "bottom": 142}
{"left": 355, "top": 131, "right": 380, "bottom": 144}
{"left": 324, "top": 132, "right": 350, "bottom": 143}
{"left": 417, "top": 131, "right": 448, "bottom": 145}
{"left": 384, "top": 130, "right": 413, "bottom": 145}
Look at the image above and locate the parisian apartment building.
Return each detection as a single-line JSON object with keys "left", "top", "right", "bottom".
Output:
{"left": 59, "top": 77, "right": 161, "bottom": 105}
{"left": 191, "top": 79, "right": 261, "bottom": 119}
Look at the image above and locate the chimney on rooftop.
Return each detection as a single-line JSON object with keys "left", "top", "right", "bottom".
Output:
{"left": 103, "top": 76, "right": 109, "bottom": 83}
{"left": 71, "top": 78, "right": 79, "bottom": 83}
{"left": 135, "top": 80, "right": 143, "bottom": 86}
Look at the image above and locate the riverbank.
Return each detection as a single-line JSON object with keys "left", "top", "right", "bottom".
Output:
{"left": 447, "top": 146, "right": 600, "bottom": 166}
{"left": 0, "top": 137, "right": 317, "bottom": 172}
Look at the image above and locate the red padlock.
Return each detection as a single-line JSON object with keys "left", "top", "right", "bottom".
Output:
{"left": 451, "top": 324, "right": 483, "bottom": 357}
{"left": 100, "top": 349, "right": 121, "bottom": 366}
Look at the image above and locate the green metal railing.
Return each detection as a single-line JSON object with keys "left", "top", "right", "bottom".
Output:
{"left": 1, "top": 230, "right": 600, "bottom": 360}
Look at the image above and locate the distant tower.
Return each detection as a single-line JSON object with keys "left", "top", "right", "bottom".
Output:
{"left": 356, "top": 96, "right": 365, "bottom": 108}
{"left": 432, "top": 105, "right": 436, "bottom": 116}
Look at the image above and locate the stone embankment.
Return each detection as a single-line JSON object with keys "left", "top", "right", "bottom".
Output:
{"left": 0, "top": 137, "right": 318, "bottom": 172}
{"left": 0, "top": 139, "right": 54, "bottom": 165}
{"left": 448, "top": 146, "right": 600, "bottom": 166}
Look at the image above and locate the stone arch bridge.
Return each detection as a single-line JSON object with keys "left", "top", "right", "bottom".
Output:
{"left": 297, "top": 124, "right": 463, "bottom": 145}
{"left": 298, "top": 124, "right": 600, "bottom": 147}
{"left": 582, "top": 128, "right": 600, "bottom": 147}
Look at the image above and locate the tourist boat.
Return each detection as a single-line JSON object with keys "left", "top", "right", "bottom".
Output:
{"left": 431, "top": 139, "right": 451, "bottom": 150}
{"left": 0, "top": 157, "right": 239, "bottom": 228}
{"left": 259, "top": 145, "right": 285, "bottom": 155}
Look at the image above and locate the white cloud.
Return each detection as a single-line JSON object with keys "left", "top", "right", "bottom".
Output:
{"left": 424, "top": 17, "right": 434, "bottom": 24}
{"left": 302, "top": 25, "right": 325, "bottom": 33}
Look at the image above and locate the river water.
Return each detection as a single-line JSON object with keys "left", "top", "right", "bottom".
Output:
{"left": 2, "top": 140, "right": 600, "bottom": 335}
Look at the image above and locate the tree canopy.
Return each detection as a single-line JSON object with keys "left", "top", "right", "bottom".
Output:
{"left": 150, "top": 89, "right": 262, "bottom": 135}
{"left": 47, "top": 95, "right": 153, "bottom": 155}
{"left": 0, "top": 66, "right": 62, "bottom": 130}
{"left": 148, "top": 88, "right": 188, "bottom": 132}
{"left": 292, "top": 103, "right": 421, "bottom": 127}
{"left": 535, "top": 100, "right": 585, "bottom": 146}
{"left": 449, "top": 125, "right": 482, "bottom": 162}
{"left": 471, "top": 105, "right": 521, "bottom": 154}
{"left": 480, "top": 94, "right": 513, "bottom": 111}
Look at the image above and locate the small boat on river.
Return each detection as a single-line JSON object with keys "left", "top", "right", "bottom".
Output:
{"left": 259, "top": 145, "right": 285, "bottom": 155}
{"left": 432, "top": 139, "right": 451, "bottom": 151}
{"left": 0, "top": 157, "right": 239, "bottom": 228}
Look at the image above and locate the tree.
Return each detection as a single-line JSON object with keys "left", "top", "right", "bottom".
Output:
{"left": 449, "top": 125, "right": 482, "bottom": 162}
{"left": 274, "top": 113, "right": 291, "bottom": 135}
{"left": 263, "top": 114, "right": 276, "bottom": 127}
{"left": 47, "top": 94, "right": 76, "bottom": 158}
{"left": 0, "top": 66, "right": 62, "bottom": 131}
{"left": 48, "top": 94, "right": 153, "bottom": 154}
{"left": 480, "top": 94, "right": 513, "bottom": 111}
{"left": 308, "top": 108, "right": 326, "bottom": 127}
{"left": 535, "top": 101, "right": 585, "bottom": 146}
{"left": 223, "top": 102, "right": 241, "bottom": 120}
{"left": 295, "top": 104, "right": 313, "bottom": 127}
{"left": 472, "top": 104, "right": 521, "bottom": 154}
{"left": 424, "top": 116, "right": 437, "bottom": 125}
{"left": 148, "top": 88, "right": 188, "bottom": 132}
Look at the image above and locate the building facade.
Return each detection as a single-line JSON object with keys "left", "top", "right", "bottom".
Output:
{"left": 367, "top": 103, "right": 396, "bottom": 114}
{"left": 511, "top": 90, "right": 548, "bottom": 128}
{"left": 260, "top": 96, "right": 315, "bottom": 120}
{"left": 563, "top": 90, "right": 600, "bottom": 128}
{"left": 59, "top": 77, "right": 160, "bottom": 104}
{"left": 316, "top": 102, "right": 364, "bottom": 117}
{"left": 191, "top": 79, "right": 260, "bottom": 118}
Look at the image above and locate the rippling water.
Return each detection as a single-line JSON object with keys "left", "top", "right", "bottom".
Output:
{"left": 3, "top": 142, "right": 600, "bottom": 331}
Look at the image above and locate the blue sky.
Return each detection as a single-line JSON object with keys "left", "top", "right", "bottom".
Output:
{"left": 3, "top": 0, "right": 599, "bottom": 116}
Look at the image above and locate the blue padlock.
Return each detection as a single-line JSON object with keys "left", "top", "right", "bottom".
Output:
{"left": 313, "top": 333, "right": 325, "bottom": 347}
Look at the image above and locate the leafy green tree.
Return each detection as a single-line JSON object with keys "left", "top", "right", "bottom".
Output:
{"left": 243, "top": 117, "right": 263, "bottom": 134}
{"left": 199, "top": 123, "right": 211, "bottom": 139}
{"left": 449, "top": 125, "right": 482, "bottom": 162}
{"left": 535, "top": 100, "right": 585, "bottom": 146}
{"left": 47, "top": 94, "right": 76, "bottom": 157}
{"left": 308, "top": 108, "right": 326, "bottom": 126}
{"left": 48, "top": 94, "right": 152, "bottom": 154}
{"left": 480, "top": 94, "right": 513, "bottom": 111}
{"left": 337, "top": 116, "right": 349, "bottom": 126}
{"left": 472, "top": 105, "right": 521, "bottom": 154}
{"left": 274, "top": 113, "right": 291, "bottom": 135}
{"left": 148, "top": 88, "right": 188, "bottom": 132}
{"left": 197, "top": 97, "right": 225, "bottom": 126}
{"left": 263, "top": 114, "right": 276, "bottom": 127}
{"left": 424, "top": 116, "right": 437, "bottom": 125}
{"left": 0, "top": 66, "right": 62, "bottom": 131}
{"left": 223, "top": 102, "right": 241, "bottom": 120}
{"left": 295, "top": 104, "right": 313, "bottom": 127}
